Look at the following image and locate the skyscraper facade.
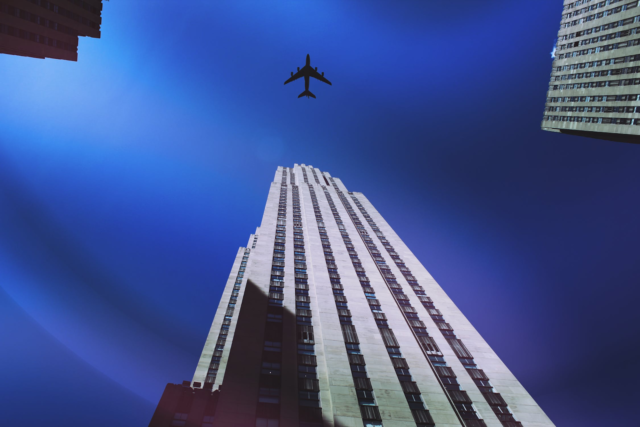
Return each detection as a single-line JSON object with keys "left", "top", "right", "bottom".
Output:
{"left": 542, "top": 0, "right": 640, "bottom": 143}
{"left": 149, "top": 165, "right": 554, "bottom": 427}
{"left": 0, "top": 0, "right": 102, "bottom": 61}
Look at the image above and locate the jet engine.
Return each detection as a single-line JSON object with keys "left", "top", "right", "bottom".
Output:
{"left": 291, "top": 71, "right": 293, "bottom": 76}
{"left": 315, "top": 67, "right": 317, "bottom": 71}
{"left": 297, "top": 67, "right": 300, "bottom": 71}
{"left": 321, "top": 72, "right": 324, "bottom": 76}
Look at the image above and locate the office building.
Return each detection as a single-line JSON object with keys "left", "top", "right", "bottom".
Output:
{"left": 542, "top": 0, "right": 640, "bottom": 143}
{"left": 0, "top": 0, "right": 102, "bottom": 61}
{"left": 149, "top": 165, "right": 554, "bottom": 427}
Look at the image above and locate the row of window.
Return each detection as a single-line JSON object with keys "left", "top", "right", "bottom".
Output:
{"left": 0, "top": 23, "right": 76, "bottom": 51}
{"left": 552, "top": 75, "right": 640, "bottom": 90}
{"left": 0, "top": 2, "right": 80, "bottom": 36}
{"left": 558, "top": 18, "right": 640, "bottom": 51}
{"left": 204, "top": 249, "right": 250, "bottom": 386}
{"left": 560, "top": 13, "right": 638, "bottom": 42}
{"left": 316, "top": 177, "right": 436, "bottom": 427}
{"left": 562, "top": 0, "right": 627, "bottom": 21}
{"left": 547, "top": 93, "right": 640, "bottom": 103}
{"left": 556, "top": 33, "right": 640, "bottom": 60}
{"left": 551, "top": 65, "right": 640, "bottom": 82}
{"left": 564, "top": 0, "right": 598, "bottom": 11}
{"left": 26, "top": 0, "right": 99, "bottom": 29}
{"left": 554, "top": 53, "right": 640, "bottom": 72}
{"left": 551, "top": 66, "right": 640, "bottom": 82}
{"left": 305, "top": 171, "right": 384, "bottom": 427}
{"left": 561, "top": 0, "right": 636, "bottom": 29}
{"left": 347, "top": 192, "right": 522, "bottom": 427}
{"left": 547, "top": 105, "right": 640, "bottom": 113}
{"left": 543, "top": 114, "right": 640, "bottom": 125}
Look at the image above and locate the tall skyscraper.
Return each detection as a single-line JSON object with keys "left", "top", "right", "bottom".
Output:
{"left": 542, "top": 0, "right": 640, "bottom": 143}
{"left": 0, "top": 0, "right": 102, "bottom": 61}
{"left": 149, "top": 165, "right": 554, "bottom": 427}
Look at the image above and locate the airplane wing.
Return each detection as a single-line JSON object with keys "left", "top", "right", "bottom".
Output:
{"left": 284, "top": 69, "right": 304, "bottom": 85}
{"left": 309, "top": 68, "right": 332, "bottom": 85}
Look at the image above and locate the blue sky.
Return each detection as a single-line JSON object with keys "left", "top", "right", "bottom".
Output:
{"left": 1, "top": 1, "right": 639, "bottom": 426}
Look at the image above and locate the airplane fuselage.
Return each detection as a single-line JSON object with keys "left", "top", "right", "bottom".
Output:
{"left": 284, "top": 54, "right": 331, "bottom": 99}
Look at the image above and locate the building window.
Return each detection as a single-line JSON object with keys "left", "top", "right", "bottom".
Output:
{"left": 256, "top": 418, "right": 279, "bottom": 427}
{"left": 171, "top": 412, "right": 188, "bottom": 426}
{"left": 258, "top": 387, "right": 280, "bottom": 404}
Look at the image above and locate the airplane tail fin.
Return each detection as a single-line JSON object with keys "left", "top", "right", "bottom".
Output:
{"left": 298, "top": 90, "right": 316, "bottom": 99}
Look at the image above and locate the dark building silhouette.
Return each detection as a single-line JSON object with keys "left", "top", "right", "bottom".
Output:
{"left": 0, "top": 0, "right": 102, "bottom": 61}
{"left": 149, "top": 165, "right": 554, "bottom": 427}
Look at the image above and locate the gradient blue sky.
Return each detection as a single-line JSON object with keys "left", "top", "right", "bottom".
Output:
{"left": 1, "top": 1, "right": 639, "bottom": 426}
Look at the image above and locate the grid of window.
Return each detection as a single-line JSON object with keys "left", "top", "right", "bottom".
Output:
{"left": 25, "top": 0, "right": 100, "bottom": 29}
{"left": 0, "top": 23, "right": 76, "bottom": 52}
{"left": 0, "top": 2, "right": 80, "bottom": 36}
{"left": 204, "top": 248, "right": 251, "bottom": 385}
{"left": 560, "top": 0, "right": 637, "bottom": 29}
{"left": 255, "top": 168, "right": 290, "bottom": 427}
{"left": 347, "top": 192, "right": 523, "bottom": 427}
{"left": 543, "top": 0, "right": 640, "bottom": 135}
{"left": 563, "top": 0, "right": 625, "bottom": 19}
{"left": 559, "top": 13, "right": 640, "bottom": 43}
{"left": 63, "top": 0, "right": 101, "bottom": 16}
{"left": 558, "top": 18, "right": 640, "bottom": 52}
{"left": 556, "top": 35, "right": 640, "bottom": 61}
{"left": 318, "top": 180, "right": 438, "bottom": 427}
{"left": 564, "top": 0, "right": 600, "bottom": 11}
{"left": 292, "top": 171, "right": 323, "bottom": 427}
{"left": 305, "top": 168, "right": 383, "bottom": 427}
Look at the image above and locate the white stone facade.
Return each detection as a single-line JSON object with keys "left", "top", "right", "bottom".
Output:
{"left": 192, "top": 165, "right": 554, "bottom": 427}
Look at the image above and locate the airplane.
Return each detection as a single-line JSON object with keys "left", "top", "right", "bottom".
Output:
{"left": 284, "top": 54, "right": 332, "bottom": 98}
